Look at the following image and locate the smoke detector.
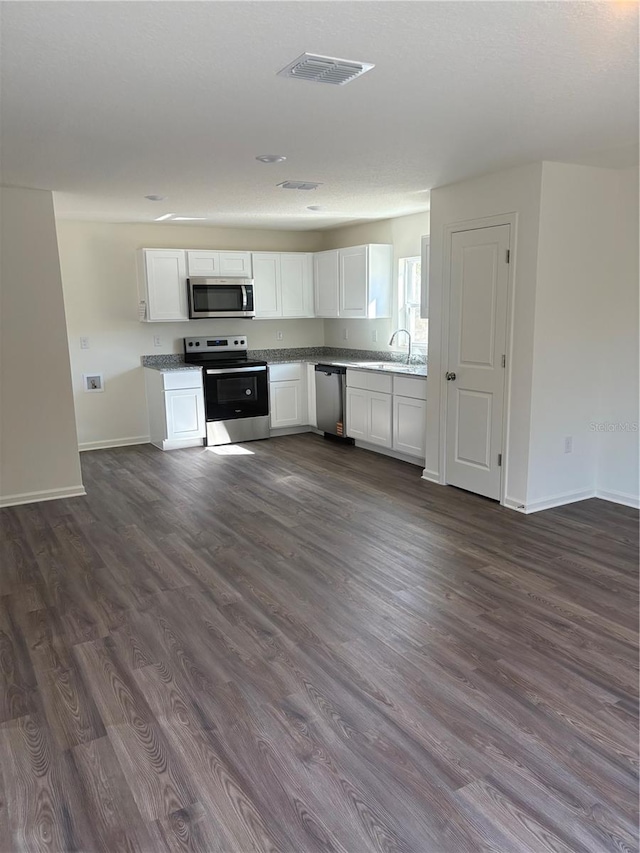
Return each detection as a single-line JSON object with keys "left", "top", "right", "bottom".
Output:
{"left": 277, "top": 53, "right": 374, "bottom": 86}
{"left": 277, "top": 181, "right": 322, "bottom": 191}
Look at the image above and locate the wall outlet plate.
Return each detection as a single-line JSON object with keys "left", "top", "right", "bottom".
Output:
{"left": 153, "top": 335, "right": 162, "bottom": 347}
{"left": 80, "top": 336, "right": 90, "bottom": 349}
{"left": 276, "top": 331, "right": 284, "bottom": 341}
{"left": 83, "top": 373, "right": 104, "bottom": 393}
{"left": 372, "top": 330, "right": 378, "bottom": 343}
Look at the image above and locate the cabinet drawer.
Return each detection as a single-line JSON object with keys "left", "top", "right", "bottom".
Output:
{"left": 346, "top": 369, "right": 392, "bottom": 394}
{"left": 162, "top": 369, "right": 203, "bottom": 391}
{"left": 393, "top": 375, "right": 427, "bottom": 400}
{"left": 269, "top": 363, "right": 304, "bottom": 382}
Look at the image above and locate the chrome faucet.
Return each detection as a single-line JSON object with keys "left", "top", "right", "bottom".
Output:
{"left": 389, "top": 328, "right": 412, "bottom": 364}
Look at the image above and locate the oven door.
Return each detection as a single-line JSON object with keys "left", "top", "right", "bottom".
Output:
{"left": 188, "top": 279, "right": 255, "bottom": 319}
{"left": 204, "top": 366, "right": 268, "bottom": 421}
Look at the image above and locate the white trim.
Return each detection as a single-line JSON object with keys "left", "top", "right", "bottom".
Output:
{"left": 511, "top": 488, "right": 596, "bottom": 514}
{"left": 354, "top": 440, "right": 424, "bottom": 467}
{"left": 0, "top": 485, "right": 86, "bottom": 508}
{"left": 79, "top": 436, "right": 150, "bottom": 452}
{"left": 596, "top": 488, "right": 640, "bottom": 510}
{"left": 152, "top": 437, "right": 204, "bottom": 451}
{"left": 421, "top": 468, "right": 442, "bottom": 484}
{"left": 438, "top": 213, "right": 518, "bottom": 506}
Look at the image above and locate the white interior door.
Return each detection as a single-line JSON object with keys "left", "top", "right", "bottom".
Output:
{"left": 445, "top": 225, "right": 510, "bottom": 500}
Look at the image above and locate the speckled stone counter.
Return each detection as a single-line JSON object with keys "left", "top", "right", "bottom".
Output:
{"left": 141, "top": 354, "right": 201, "bottom": 372}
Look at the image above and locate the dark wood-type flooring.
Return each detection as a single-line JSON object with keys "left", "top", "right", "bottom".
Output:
{"left": 0, "top": 434, "right": 638, "bottom": 852}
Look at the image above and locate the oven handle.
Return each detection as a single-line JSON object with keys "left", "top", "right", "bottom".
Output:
{"left": 206, "top": 366, "right": 267, "bottom": 375}
{"left": 241, "top": 286, "right": 248, "bottom": 311}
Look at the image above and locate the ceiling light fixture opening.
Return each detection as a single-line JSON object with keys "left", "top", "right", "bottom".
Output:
{"left": 145, "top": 194, "right": 166, "bottom": 201}
{"left": 277, "top": 180, "right": 322, "bottom": 191}
{"left": 277, "top": 53, "right": 374, "bottom": 86}
{"left": 307, "top": 205, "right": 322, "bottom": 211}
{"left": 256, "top": 154, "right": 287, "bottom": 164}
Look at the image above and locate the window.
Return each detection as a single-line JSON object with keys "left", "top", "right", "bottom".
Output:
{"left": 397, "top": 237, "right": 429, "bottom": 354}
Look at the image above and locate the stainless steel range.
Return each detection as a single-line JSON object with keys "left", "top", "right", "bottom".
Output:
{"left": 183, "top": 336, "right": 269, "bottom": 446}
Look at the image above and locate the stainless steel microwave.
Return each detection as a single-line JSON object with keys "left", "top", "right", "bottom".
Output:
{"left": 187, "top": 277, "right": 255, "bottom": 319}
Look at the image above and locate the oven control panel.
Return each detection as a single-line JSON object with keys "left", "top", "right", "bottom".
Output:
{"left": 184, "top": 336, "right": 248, "bottom": 353}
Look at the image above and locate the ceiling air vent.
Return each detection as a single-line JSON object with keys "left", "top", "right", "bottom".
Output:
{"left": 277, "top": 53, "right": 374, "bottom": 86}
{"left": 277, "top": 181, "right": 322, "bottom": 191}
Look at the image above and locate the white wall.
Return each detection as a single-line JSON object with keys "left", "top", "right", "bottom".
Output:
{"left": 424, "top": 163, "right": 543, "bottom": 501}
{"left": 1, "top": 187, "right": 83, "bottom": 505}
{"left": 526, "top": 163, "right": 636, "bottom": 508}
{"left": 57, "top": 221, "right": 324, "bottom": 449}
{"left": 321, "top": 211, "right": 430, "bottom": 351}
{"left": 594, "top": 167, "right": 639, "bottom": 505}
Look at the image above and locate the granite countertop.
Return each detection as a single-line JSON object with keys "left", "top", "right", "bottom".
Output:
{"left": 142, "top": 348, "right": 427, "bottom": 377}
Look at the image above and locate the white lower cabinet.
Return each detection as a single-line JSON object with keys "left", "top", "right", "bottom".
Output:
{"left": 393, "top": 396, "right": 427, "bottom": 457}
{"left": 346, "top": 388, "right": 392, "bottom": 447}
{"left": 269, "top": 363, "right": 308, "bottom": 429}
{"left": 145, "top": 368, "right": 205, "bottom": 451}
{"left": 346, "top": 368, "right": 426, "bottom": 459}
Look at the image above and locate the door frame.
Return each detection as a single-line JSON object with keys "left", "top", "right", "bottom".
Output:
{"left": 438, "top": 213, "right": 518, "bottom": 505}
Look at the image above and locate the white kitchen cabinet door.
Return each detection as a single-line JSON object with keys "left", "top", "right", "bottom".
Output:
{"left": 219, "top": 252, "right": 252, "bottom": 276}
{"left": 165, "top": 388, "right": 206, "bottom": 441}
{"left": 368, "top": 391, "right": 393, "bottom": 448}
{"left": 142, "top": 250, "right": 188, "bottom": 322}
{"left": 186, "top": 251, "right": 221, "bottom": 276}
{"left": 270, "top": 380, "right": 304, "bottom": 428}
{"left": 253, "top": 253, "right": 281, "bottom": 318}
{"left": 307, "top": 363, "right": 317, "bottom": 428}
{"left": 346, "top": 387, "right": 368, "bottom": 441}
{"left": 393, "top": 396, "right": 426, "bottom": 457}
{"left": 339, "top": 245, "right": 368, "bottom": 318}
{"left": 314, "top": 250, "right": 339, "bottom": 318}
{"left": 281, "top": 253, "right": 313, "bottom": 317}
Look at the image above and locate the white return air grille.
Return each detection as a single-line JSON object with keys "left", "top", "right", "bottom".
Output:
{"left": 277, "top": 53, "right": 374, "bottom": 86}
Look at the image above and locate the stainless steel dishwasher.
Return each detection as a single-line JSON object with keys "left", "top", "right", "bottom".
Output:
{"left": 314, "top": 363, "right": 353, "bottom": 442}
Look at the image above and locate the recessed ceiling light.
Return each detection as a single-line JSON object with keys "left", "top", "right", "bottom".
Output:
{"left": 307, "top": 205, "right": 322, "bottom": 211}
{"left": 256, "top": 154, "right": 287, "bottom": 164}
{"left": 145, "top": 194, "right": 166, "bottom": 201}
{"left": 154, "top": 213, "right": 174, "bottom": 221}
{"left": 172, "top": 217, "right": 206, "bottom": 221}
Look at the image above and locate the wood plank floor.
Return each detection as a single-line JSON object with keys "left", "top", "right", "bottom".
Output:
{"left": 0, "top": 434, "right": 638, "bottom": 853}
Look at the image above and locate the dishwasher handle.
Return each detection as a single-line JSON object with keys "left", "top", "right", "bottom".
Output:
{"left": 315, "top": 363, "right": 347, "bottom": 376}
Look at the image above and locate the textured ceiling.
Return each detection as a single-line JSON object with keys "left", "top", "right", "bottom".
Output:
{"left": 1, "top": 1, "right": 637, "bottom": 230}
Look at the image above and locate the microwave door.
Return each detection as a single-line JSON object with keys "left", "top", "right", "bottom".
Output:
{"left": 192, "top": 284, "right": 244, "bottom": 315}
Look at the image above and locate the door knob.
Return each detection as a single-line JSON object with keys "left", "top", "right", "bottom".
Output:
{"left": 445, "top": 371, "right": 457, "bottom": 381}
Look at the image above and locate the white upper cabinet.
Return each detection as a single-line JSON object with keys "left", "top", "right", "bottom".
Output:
{"left": 339, "top": 245, "right": 368, "bottom": 317}
{"left": 253, "top": 253, "right": 281, "bottom": 318}
{"left": 280, "top": 253, "right": 313, "bottom": 317}
{"left": 185, "top": 251, "right": 252, "bottom": 277}
{"left": 138, "top": 249, "right": 188, "bottom": 323}
{"left": 253, "top": 252, "right": 314, "bottom": 319}
{"left": 314, "top": 250, "right": 340, "bottom": 317}
{"left": 315, "top": 244, "right": 393, "bottom": 319}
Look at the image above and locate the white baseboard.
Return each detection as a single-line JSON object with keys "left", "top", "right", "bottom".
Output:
{"left": 509, "top": 488, "right": 596, "bottom": 514}
{"left": 421, "top": 468, "right": 442, "bottom": 484}
{"left": 595, "top": 488, "right": 640, "bottom": 510}
{"left": 79, "top": 435, "right": 150, "bottom": 452}
{"left": 354, "top": 440, "right": 424, "bottom": 467}
{"left": 0, "top": 485, "right": 86, "bottom": 509}
{"left": 503, "top": 496, "right": 528, "bottom": 513}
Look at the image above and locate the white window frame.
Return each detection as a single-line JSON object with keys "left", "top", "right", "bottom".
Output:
{"left": 396, "top": 247, "right": 428, "bottom": 356}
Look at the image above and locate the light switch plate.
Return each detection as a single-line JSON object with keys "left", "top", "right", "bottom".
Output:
{"left": 80, "top": 337, "right": 90, "bottom": 349}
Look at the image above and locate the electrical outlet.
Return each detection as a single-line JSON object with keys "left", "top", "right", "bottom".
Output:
{"left": 153, "top": 335, "right": 162, "bottom": 347}
{"left": 276, "top": 331, "right": 284, "bottom": 341}
{"left": 80, "top": 337, "right": 90, "bottom": 349}
{"left": 342, "top": 328, "right": 348, "bottom": 341}
{"left": 564, "top": 435, "right": 573, "bottom": 454}
{"left": 372, "top": 330, "right": 378, "bottom": 343}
